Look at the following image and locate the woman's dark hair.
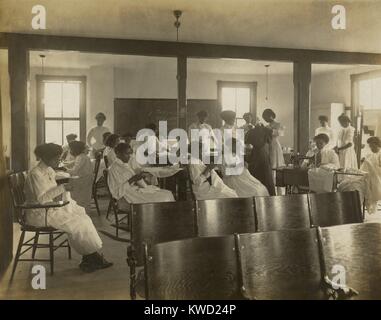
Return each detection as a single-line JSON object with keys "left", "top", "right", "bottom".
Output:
{"left": 103, "top": 132, "right": 112, "bottom": 143}
{"left": 104, "top": 134, "right": 120, "bottom": 148}
{"left": 114, "top": 142, "right": 132, "bottom": 156}
{"left": 318, "top": 115, "right": 328, "bottom": 122}
{"left": 196, "top": 110, "right": 208, "bottom": 118}
{"left": 367, "top": 136, "right": 381, "bottom": 147}
{"left": 69, "top": 141, "right": 86, "bottom": 156}
{"left": 243, "top": 113, "right": 253, "bottom": 121}
{"left": 34, "top": 143, "right": 63, "bottom": 163}
{"left": 66, "top": 133, "right": 78, "bottom": 141}
{"left": 95, "top": 112, "right": 106, "bottom": 120}
{"left": 220, "top": 110, "right": 236, "bottom": 122}
{"left": 338, "top": 113, "right": 351, "bottom": 123}
{"left": 262, "top": 108, "right": 276, "bottom": 119}
{"left": 145, "top": 123, "right": 157, "bottom": 131}
{"left": 313, "top": 133, "right": 330, "bottom": 144}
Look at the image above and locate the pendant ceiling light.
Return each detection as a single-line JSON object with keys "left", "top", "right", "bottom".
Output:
{"left": 173, "top": 10, "right": 182, "bottom": 42}
{"left": 265, "top": 64, "right": 270, "bottom": 103}
{"left": 39, "top": 54, "right": 46, "bottom": 74}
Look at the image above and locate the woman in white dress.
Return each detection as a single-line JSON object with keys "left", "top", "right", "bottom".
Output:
{"left": 24, "top": 143, "right": 112, "bottom": 273}
{"left": 188, "top": 141, "right": 238, "bottom": 200}
{"left": 103, "top": 133, "right": 121, "bottom": 167}
{"left": 360, "top": 137, "right": 381, "bottom": 214}
{"left": 262, "top": 108, "right": 285, "bottom": 169}
{"left": 108, "top": 143, "right": 175, "bottom": 204}
{"left": 64, "top": 141, "right": 93, "bottom": 211}
{"left": 335, "top": 114, "right": 358, "bottom": 169}
{"left": 222, "top": 138, "right": 269, "bottom": 197}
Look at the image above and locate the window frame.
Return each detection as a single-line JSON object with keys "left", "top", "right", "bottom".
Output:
{"left": 36, "top": 75, "right": 86, "bottom": 145}
{"left": 217, "top": 80, "right": 257, "bottom": 127}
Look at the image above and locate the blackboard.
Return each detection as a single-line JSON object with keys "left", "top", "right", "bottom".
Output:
{"left": 114, "top": 98, "right": 177, "bottom": 136}
{"left": 114, "top": 98, "right": 219, "bottom": 136}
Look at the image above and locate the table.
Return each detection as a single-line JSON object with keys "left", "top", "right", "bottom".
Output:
{"left": 275, "top": 167, "right": 309, "bottom": 194}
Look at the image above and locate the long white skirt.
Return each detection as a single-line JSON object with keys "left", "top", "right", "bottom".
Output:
{"left": 270, "top": 138, "right": 285, "bottom": 169}
{"left": 123, "top": 186, "right": 175, "bottom": 204}
{"left": 338, "top": 147, "right": 358, "bottom": 169}
{"left": 25, "top": 198, "right": 102, "bottom": 256}
{"left": 223, "top": 168, "right": 269, "bottom": 197}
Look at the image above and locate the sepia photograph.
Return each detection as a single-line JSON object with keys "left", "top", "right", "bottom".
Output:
{"left": 1, "top": 0, "right": 381, "bottom": 305}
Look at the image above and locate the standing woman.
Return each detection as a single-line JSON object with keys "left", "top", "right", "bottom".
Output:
{"left": 24, "top": 143, "right": 112, "bottom": 272}
{"left": 335, "top": 114, "right": 358, "bottom": 169}
{"left": 65, "top": 141, "right": 93, "bottom": 211}
{"left": 360, "top": 137, "right": 381, "bottom": 214}
{"left": 245, "top": 118, "right": 276, "bottom": 195}
{"left": 262, "top": 108, "right": 285, "bottom": 169}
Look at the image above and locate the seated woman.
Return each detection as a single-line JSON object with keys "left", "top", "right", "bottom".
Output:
{"left": 103, "top": 133, "right": 120, "bottom": 167}
{"left": 360, "top": 136, "right": 381, "bottom": 214}
{"left": 107, "top": 143, "right": 175, "bottom": 204}
{"left": 24, "top": 143, "right": 112, "bottom": 273}
{"left": 302, "top": 134, "right": 340, "bottom": 169}
{"left": 222, "top": 138, "right": 269, "bottom": 197}
{"left": 65, "top": 141, "right": 93, "bottom": 211}
{"left": 188, "top": 141, "right": 238, "bottom": 200}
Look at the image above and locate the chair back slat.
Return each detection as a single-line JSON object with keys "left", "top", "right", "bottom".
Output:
{"left": 196, "top": 198, "right": 256, "bottom": 236}
{"left": 238, "top": 228, "right": 325, "bottom": 300}
{"left": 8, "top": 172, "right": 27, "bottom": 223}
{"left": 309, "top": 191, "right": 363, "bottom": 227}
{"left": 254, "top": 194, "right": 310, "bottom": 232}
{"left": 145, "top": 236, "right": 241, "bottom": 300}
{"left": 321, "top": 223, "right": 381, "bottom": 299}
{"left": 131, "top": 201, "right": 196, "bottom": 266}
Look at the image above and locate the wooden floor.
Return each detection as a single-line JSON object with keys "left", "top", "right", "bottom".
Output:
{"left": 1, "top": 199, "right": 381, "bottom": 300}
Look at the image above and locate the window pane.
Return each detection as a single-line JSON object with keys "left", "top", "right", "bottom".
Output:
{"left": 45, "top": 120, "right": 63, "bottom": 145}
{"left": 221, "top": 87, "right": 236, "bottom": 111}
{"left": 63, "top": 120, "right": 80, "bottom": 142}
{"left": 63, "top": 82, "right": 80, "bottom": 117}
{"left": 359, "top": 79, "right": 372, "bottom": 109}
{"left": 236, "top": 88, "right": 250, "bottom": 117}
{"left": 372, "top": 77, "right": 381, "bottom": 110}
{"left": 44, "top": 82, "right": 62, "bottom": 117}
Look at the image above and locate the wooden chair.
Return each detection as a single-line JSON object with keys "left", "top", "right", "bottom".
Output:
{"left": 237, "top": 228, "right": 356, "bottom": 300}
{"left": 91, "top": 151, "right": 105, "bottom": 216}
{"left": 128, "top": 200, "right": 196, "bottom": 299}
{"left": 8, "top": 172, "right": 71, "bottom": 280}
{"left": 320, "top": 223, "right": 381, "bottom": 299}
{"left": 143, "top": 236, "right": 243, "bottom": 300}
{"left": 254, "top": 194, "right": 310, "bottom": 232}
{"left": 196, "top": 197, "right": 256, "bottom": 236}
{"left": 308, "top": 191, "right": 363, "bottom": 227}
{"left": 102, "top": 169, "right": 130, "bottom": 238}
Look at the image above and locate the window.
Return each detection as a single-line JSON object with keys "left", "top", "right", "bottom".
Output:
{"left": 37, "top": 76, "right": 86, "bottom": 145}
{"left": 358, "top": 77, "right": 381, "bottom": 110}
{"left": 217, "top": 81, "right": 257, "bottom": 127}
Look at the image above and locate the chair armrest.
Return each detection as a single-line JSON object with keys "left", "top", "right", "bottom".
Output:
{"left": 17, "top": 201, "right": 70, "bottom": 210}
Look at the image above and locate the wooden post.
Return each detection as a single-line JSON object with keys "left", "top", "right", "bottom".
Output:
{"left": 177, "top": 56, "right": 187, "bottom": 130}
{"left": 0, "top": 68, "right": 12, "bottom": 277}
{"left": 8, "top": 36, "right": 29, "bottom": 171}
{"left": 293, "top": 61, "right": 311, "bottom": 154}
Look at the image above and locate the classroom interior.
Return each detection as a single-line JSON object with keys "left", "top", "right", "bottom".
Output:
{"left": 1, "top": 0, "right": 381, "bottom": 300}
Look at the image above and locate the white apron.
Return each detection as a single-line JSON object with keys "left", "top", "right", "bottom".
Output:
{"left": 24, "top": 162, "right": 102, "bottom": 255}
